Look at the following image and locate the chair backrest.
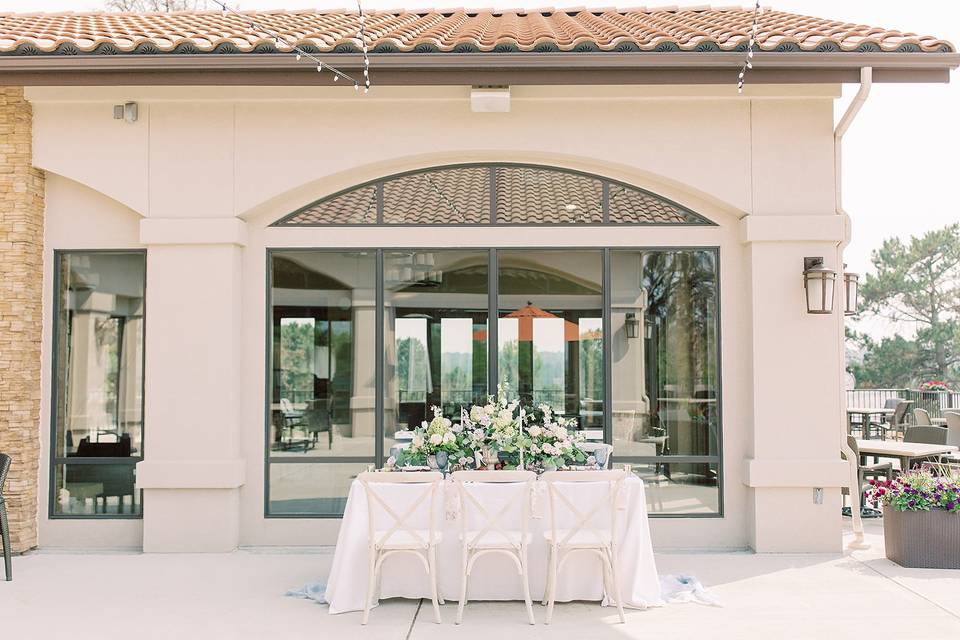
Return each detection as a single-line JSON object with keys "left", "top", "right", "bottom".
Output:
{"left": 304, "top": 406, "right": 331, "bottom": 431}
{"left": 944, "top": 412, "right": 960, "bottom": 447}
{"left": 0, "top": 453, "right": 11, "bottom": 494}
{"left": 920, "top": 460, "right": 960, "bottom": 478}
{"left": 452, "top": 470, "right": 535, "bottom": 549}
{"left": 280, "top": 398, "right": 294, "bottom": 413}
{"left": 580, "top": 442, "right": 613, "bottom": 468}
{"left": 883, "top": 398, "right": 902, "bottom": 409}
{"left": 903, "top": 426, "right": 948, "bottom": 445}
{"left": 891, "top": 401, "right": 910, "bottom": 426}
{"left": 358, "top": 471, "right": 442, "bottom": 548}
{"left": 913, "top": 408, "right": 932, "bottom": 426}
{"left": 540, "top": 469, "right": 626, "bottom": 547}
{"left": 846, "top": 435, "right": 861, "bottom": 461}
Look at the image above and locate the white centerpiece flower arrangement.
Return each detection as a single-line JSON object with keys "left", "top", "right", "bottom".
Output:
{"left": 396, "top": 406, "right": 463, "bottom": 468}
{"left": 524, "top": 404, "right": 588, "bottom": 470}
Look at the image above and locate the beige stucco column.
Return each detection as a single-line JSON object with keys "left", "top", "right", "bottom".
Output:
{"left": 135, "top": 217, "right": 247, "bottom": 552}
{"left": 741, "top": 214, "right": 850, "bottom": 552}
{"left": 0, "top": 87, "right": 44, "bottom": 553}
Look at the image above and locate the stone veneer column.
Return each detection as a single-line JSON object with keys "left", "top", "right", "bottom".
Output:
{"left": 0, "top": 87, "right": 44, "bottom": 553}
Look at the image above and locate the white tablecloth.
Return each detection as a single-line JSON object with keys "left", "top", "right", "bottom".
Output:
{"left": 324, "top": 475, "right": 662, "bottom": 614}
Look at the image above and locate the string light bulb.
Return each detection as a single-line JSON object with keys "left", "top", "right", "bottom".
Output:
{"left": 737, "top": 0, "right": 761, "bottom": 94}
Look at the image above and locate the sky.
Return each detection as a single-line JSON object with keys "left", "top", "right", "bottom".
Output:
{"left": 4, "top": 1, "right": 959, "bottom": 337}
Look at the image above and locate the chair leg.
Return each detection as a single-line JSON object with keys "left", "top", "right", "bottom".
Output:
{"left": 520, "top": 546, "right": 535, "bottom": 625}
{"left": 545, "top": 547, "right": 559, "bottom": 625}
{"left": 0, "top": 502, "right": 10, "bottom": 581}
{"left": 427, "top": 546, "right": 442, "bottom": 624}
{"left": 456, "top": 548, "right": 469, "bottom": 624}
{"left": 362, "top": 550, "right": 378, "bottom": 625}
{"left": 541, "top": 545, "right": 553, "bottom": 606}
{"left": 605, "top": 547, "right": 626, "bottom": 624}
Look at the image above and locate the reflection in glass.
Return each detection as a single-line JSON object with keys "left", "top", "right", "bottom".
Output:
{"left": 52, "top": 252, "right": 145, "bottom": 517}
{"left": 268, "top": 463, "right": 368, "bottom": 516}
{"left": 54, "top": 464, "right": 140, "bottom": 515}
{"left": 384, "top": 251, "right": 488, "bottom": 457}
{"left": 617, "top": 462, "right": 719, "bottom": 514}
{"left": 611, "top": 250, "right": 720, "bottom": 514}
{"left": 269, "top": 251, "right": 376, "bottom": 459}
{"left": 497, "top": 251, "right": 603, "bottom": 432}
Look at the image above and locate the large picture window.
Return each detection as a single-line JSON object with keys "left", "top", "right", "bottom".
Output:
{"left": 51, "top": 251, "right": 145, "bottom": 518}
{"left": 267, "top": 248, "right": 721, "bottom": 518}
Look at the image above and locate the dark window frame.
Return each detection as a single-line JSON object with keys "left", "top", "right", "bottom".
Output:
{"left": 49, "top": 249, "right": 147, "bottom": 520}
{"left": 265, "top": 246, "right": 722, "bottom": 519}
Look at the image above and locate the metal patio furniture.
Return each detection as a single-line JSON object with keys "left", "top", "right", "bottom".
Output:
{"left": 870, "top": 399, "right": 911, "bottom": 440}
{"left": 452, "top": 470, "right": 536, "bottom": 625}
{"left": 842, "top": 436, "right": 892, "bottom": 517}
{"left": 304, "top": 400, "right": 334, "bottom": 450}
{"left": 846, "top": 407, "right": 894, "bottom": 440}
{"left": 913, "top": 408, "right": 932, "bottom": 426}
{"left": 1, "top": 452, "right": 12, "bottom": 580}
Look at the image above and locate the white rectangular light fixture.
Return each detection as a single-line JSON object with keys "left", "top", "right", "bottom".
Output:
{"left": 470, "top": 86, "right": 510, "bottom": 113}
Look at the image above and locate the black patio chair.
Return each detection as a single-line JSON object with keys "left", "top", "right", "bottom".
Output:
{"left": 871, "top": 399, "right": 911, "bottom": 440}
{"left": 1, "top": 452, "right": 12, "bottom": 580}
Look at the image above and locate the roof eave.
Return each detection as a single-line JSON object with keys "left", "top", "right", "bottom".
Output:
{"left": 1, "top": 51, "right": 957, "bottom": 86}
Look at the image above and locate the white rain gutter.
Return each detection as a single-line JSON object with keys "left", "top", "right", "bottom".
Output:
{"left": 835, "top": 66, "right": 872, "bottom": 550}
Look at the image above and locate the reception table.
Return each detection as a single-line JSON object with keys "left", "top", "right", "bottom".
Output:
{"left": 323, "top": 474, "right": 662, "bottom": 614}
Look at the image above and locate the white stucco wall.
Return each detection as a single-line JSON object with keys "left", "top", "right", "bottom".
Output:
{"left": 31, "top": 83, "right": 849, "bottom": 553}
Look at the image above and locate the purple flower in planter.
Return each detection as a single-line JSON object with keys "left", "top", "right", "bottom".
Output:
{"left": 947, "top": 501, "right": 957, "bottom": 510}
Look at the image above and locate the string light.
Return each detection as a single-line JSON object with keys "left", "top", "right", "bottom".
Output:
{"left": 737, "top": 0, "right": 761, "bottom": 94}
{"left": 210, "top": 0, "right": 371, "bottom": 93}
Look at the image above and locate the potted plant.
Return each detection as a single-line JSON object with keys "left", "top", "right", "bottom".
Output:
{"left": 867, "top": 469, "right": 960, "bottom": 569}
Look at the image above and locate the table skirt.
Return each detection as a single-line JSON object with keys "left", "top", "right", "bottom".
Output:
{"left": 323, "top": 475, "right": 662, "bottom": 614}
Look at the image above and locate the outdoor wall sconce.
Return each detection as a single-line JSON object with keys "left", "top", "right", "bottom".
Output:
{"left": 803, "top": 257, "right": 836, "bottom": 315}
{"left": 113, "top": 101, "right": 138, "bottom": 124}
{"left": 625, "top": 313, "right": 640, "bottom": 339}
{"left": 843, "top": 268, "right": 860, "bottom": 316}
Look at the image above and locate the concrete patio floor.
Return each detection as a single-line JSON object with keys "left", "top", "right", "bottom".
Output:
{"left": 2, "top": 521, "right": 959, "bottom": 640}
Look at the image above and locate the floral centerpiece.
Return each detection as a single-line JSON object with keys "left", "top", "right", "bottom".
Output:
{"left": 918, "top": 380, "right": 951, "bottom": 392}
{"left": 390, "top": 386, "right": 593, "bottom": 473}
{"left": 523, "top": 404, "right": 588, "bottom": 470}
{"left": 394, "top": 406, "right": 464, "bottom": 470}
{"left": 866, "top": 469, "right": 960, "bottom": 569}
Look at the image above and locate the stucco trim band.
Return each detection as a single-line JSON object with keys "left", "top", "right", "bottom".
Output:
{"left": 136, "top": 459, "right": 246, "bottom": 489}
{"left": 744, "top": 458, "right": 850, "bottom": 488}
{"left": 739, "top": 215, "right": 845, "bottom": 244}
{"left": 139, "top": 217, "right": 247, "bottom": 246}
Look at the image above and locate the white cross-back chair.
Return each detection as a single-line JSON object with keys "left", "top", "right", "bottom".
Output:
{"left": 452, "top": 470, "right": 536, "bottom": 625}
{"left": 358, "top": 471, "right": 444, "bottom": 625}
{"left": 540, "top": 469, "right": 627, "bottom": 624}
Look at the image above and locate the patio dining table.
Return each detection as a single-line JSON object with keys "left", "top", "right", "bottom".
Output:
{"left": 854, "top": 440, "right": 958, "bottom": 471}
{"left": 846, "top": 407, "right": 894, "bottom": 440}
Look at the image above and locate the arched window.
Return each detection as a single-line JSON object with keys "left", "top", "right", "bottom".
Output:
{"left": 272, "top": 164, "right": 713, "bottom": 226}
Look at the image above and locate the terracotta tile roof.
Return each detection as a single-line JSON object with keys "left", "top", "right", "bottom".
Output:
{"left": 280, "top": 164, "right": 708, "bottom": 225}
{"left": 0, "top": 7, "right": 953, "bottom": 56}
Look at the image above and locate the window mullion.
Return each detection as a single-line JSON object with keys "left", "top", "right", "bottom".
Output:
{"left": 488, "top": 248, "right": 498, "bottom": 396}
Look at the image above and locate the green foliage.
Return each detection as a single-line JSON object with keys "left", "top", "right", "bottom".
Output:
{"left": 851, "top": 224, "right": 960, "bottom": 388}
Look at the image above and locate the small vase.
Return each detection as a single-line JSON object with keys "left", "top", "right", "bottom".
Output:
{"left": 435, "top": 451, "right": 449, "bottom": 472}
{"left": 427, "top": 454, "right": 439, "bottom": 471}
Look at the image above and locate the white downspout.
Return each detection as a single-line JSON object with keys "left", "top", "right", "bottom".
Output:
{"left": 835, "top": 66, "right": 872, "bottom": 550}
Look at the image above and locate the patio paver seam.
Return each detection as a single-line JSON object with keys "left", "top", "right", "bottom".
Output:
{"left": 850, "top": 554, "right": 960, "bottom": 621}
{"left": 406, "top": 598, "right": 424, "bottom": 639}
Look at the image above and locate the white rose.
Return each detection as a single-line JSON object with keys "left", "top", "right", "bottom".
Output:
{"left": 429, "top": 433, "right": 443, "bottom": 445}
{"left": 443, "top": 432, "right": 455, "bottom": 444}
{"left": 443, "top": 418, "right": 452, "bottom": 428}
{"left": 484, "top": 404, "right": 495, "bottom": 414}
{"left": 527, "top": 425, "right": 542, "bottom": 437}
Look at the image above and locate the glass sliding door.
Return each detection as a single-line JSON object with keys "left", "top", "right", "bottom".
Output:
{"left": 496, "top": 250, "right": 604, "bottom": 434}
{"left": 51, "top": 251, "right": 145, "bottom": 517}
{"left": 610, "top": 249, "right": 720, "bottom": 514}
{"left": 383, "top": 250, "right": 488, "bottom": 456}
{"left": 268, "top": 250, "right": 376, "bottom": 515}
